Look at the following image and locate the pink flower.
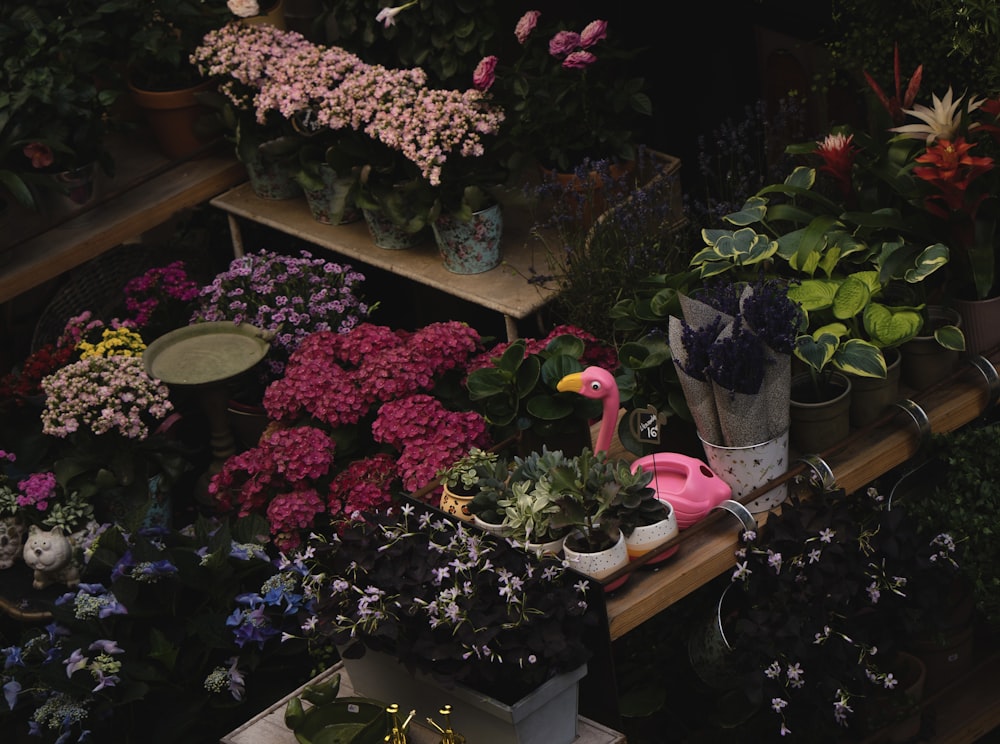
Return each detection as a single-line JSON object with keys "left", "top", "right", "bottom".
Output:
{"left": 473, "top": 55, "right": 498, "bottom": 92}
{"left": 23, "top": 142, "right": 54, "bottom": 169}
{"left": 548, "top": 30, "right": 581, "bottom": 58}
{"left": 515, "top": 10, "right": 540, "bottom": 44}
{"left": 579, "top": 20, "right": 608, "bottom": 48}
{"left": 562, "top": 51, "right": 597, "bottom": 70}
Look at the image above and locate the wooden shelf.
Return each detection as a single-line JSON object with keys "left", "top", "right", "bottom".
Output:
{"left": 210, "top": 182, "right": 559, "bottom": 340}
{"left": 602, "top": 351, "right": 1000, "bottom": 641}
{"left": 0, "top": 135, "right": 246, "bottom": 304}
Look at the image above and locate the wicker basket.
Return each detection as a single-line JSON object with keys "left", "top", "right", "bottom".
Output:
{"left": 30, "top": 243, "right": 161, "bottom": 352}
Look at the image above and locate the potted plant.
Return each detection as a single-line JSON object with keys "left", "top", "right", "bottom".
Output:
{"left": 284, "top": 502, "right": 597, "bottom": 744}
{"left": 0, "top": 3, "right": 123, "bottom": 214}
{"left": 436, "top": 446, "right": 500, "bottom": 522}
{"left": 900, "top": 420, "right": 1000, "bottom": 632}
{"left": 495, "top": 447, "right": 573, "bottom": 554}
{"left": 190, "top": 248, "right": 373, "bottom": 394}
{"left": 0, "top": 513, "right": 317, "bottom": 744}
{"left": 211, "top": 321, "right": 491, "bottom": 550}
{"left": 477, "top": 10, "right": 652, "bottom": 175}
{"left": 465, "top": 324, "right": 619, "bottom": 456}
{"left": 541, "top": 447, "right": 653, "bottom": 588}
{"left": 689, "top": 480, "right": 960, "bottom": 741}
{"left": 466, "top": 452, "right": 514, "bottom": 533}
{"left": 38, "top": 335, "right": 193, "bottom": 530}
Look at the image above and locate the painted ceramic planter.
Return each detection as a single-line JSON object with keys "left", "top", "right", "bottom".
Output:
{"left": 243, "top": 149, "right": 303, "bottom": 200}
{"left": 439, "top": 483, "right": 475, "bottom": 522}
{"left": 362, "top": 208, "right": 425, "bottom": 250}
{"left": 431, "top": 203, "right": 503, "bottom": 274}
{"left": 301, "top": 163, "right": 360, "bottom": 225}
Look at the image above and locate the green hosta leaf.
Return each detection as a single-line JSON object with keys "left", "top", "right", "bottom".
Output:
{"left": 863, "top": 303, "right": 923, "bottom": 347}
{"left": 721, "top": 195, "right": 768, "bottom": 226}
{"left": 832, "top": 273, "right": 874, "bottom": 320}
{"left": 793, "top": 329, "right": 841, "bottom": 371}
{"left": 787, "top": 279, "right": 839, "bottom": 312}
{"left": 832, "top": 338, "right": 886, "bottom": 378}
{"left": 935, "top": 324, "right": 966, "bottom": 351}
{"left": 904, "top": 242, "right": 950, "bottom": 283}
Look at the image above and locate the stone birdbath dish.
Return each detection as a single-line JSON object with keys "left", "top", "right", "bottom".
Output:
{"left": 143, "top": 321, "right": 273, "bottom": 496}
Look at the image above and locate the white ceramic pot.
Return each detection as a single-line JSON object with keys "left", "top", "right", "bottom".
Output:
{"left": 524, "top": 535, "right": 565, "bottom": 558}
{"left": 472, "top": 514, "right": 508, "bottom": 537}
{"left": 625, "top": 502, "right": 679, "bottom": 564}
{"left": 562, "top": 528, "right": 629, "bottom": 592}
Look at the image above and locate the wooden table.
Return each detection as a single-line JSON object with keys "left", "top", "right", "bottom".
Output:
{"left": 210, "top": 183, "right": 559, "bottom": 341}
{"left": 220, "top": 663, "right": 626, "bottom": 744}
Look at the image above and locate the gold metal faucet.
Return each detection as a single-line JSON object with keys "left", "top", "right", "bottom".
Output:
{"left": 425, "top": 704, "right": 466, "bottom": 744}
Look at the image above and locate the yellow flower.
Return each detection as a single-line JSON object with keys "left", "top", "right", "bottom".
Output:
{"left": 891, "top": 86, "right": 984, "bottom": 143}
{"left": 77, "top": 328, "right": 146, "bottom": 359}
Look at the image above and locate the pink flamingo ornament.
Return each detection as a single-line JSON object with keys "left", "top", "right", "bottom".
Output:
{"left": 556, "top": 366, "right": 619, "bottom": 455}
{"left": 557, "top": 366, "right": 731, "bottom": 530}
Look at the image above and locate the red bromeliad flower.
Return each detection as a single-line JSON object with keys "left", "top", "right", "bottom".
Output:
{"left": 815, "top": 132, "right": 858, "bottom": 201}
{"left": 913, "top": 136, "right": 994, "bottom": 219}
{"left": 863, "top": 44, "right": 923, "bottom": 127}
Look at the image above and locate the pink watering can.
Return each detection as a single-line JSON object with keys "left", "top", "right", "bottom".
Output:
{"left": 630, "top": 452, "right": 732, "bottom": 529}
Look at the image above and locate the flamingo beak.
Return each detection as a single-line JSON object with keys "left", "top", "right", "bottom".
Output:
{"left": 557, "top": 372, "right": 583, "bottom": 393}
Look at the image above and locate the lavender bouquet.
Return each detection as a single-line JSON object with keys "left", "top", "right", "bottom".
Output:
{"left": 669, "top": 278, "right": 801, "bottom": 447}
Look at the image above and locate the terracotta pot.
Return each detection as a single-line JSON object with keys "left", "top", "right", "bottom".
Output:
{"left": 128, "top": 79, "right": 219, "bottom": 159}
{"left": 239, "top": 0, "right": 286, "bottom": 28}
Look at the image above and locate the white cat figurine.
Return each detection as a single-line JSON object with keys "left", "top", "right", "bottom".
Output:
{"left": 22, "top": 525, "right": 81, "bottom": 590}
{"left": 0, "top": 517, "right": 26, "bottom": 569}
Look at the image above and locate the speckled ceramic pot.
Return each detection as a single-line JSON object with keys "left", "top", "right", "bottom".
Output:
{"left": 562, "top": 528, "right": 629, "bottom": 592}
{"left": 625, "top": 502, "right": 679, "bottom": 564}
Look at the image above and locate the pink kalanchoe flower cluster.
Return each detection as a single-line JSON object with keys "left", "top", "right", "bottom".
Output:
{"left": 192, "top": 22, "right": 504, "bottom": 185}
{"left": 17, "top": 472, "right": 57, "bottom": 512}
{"left": 40, "top": 356, "right": 173, "bottom": 441}
{"left": 123, "top": 261, "right": 201, "bottom": 331}
{"left": 372, "top": 394, "right": 489, "bottom": 495}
